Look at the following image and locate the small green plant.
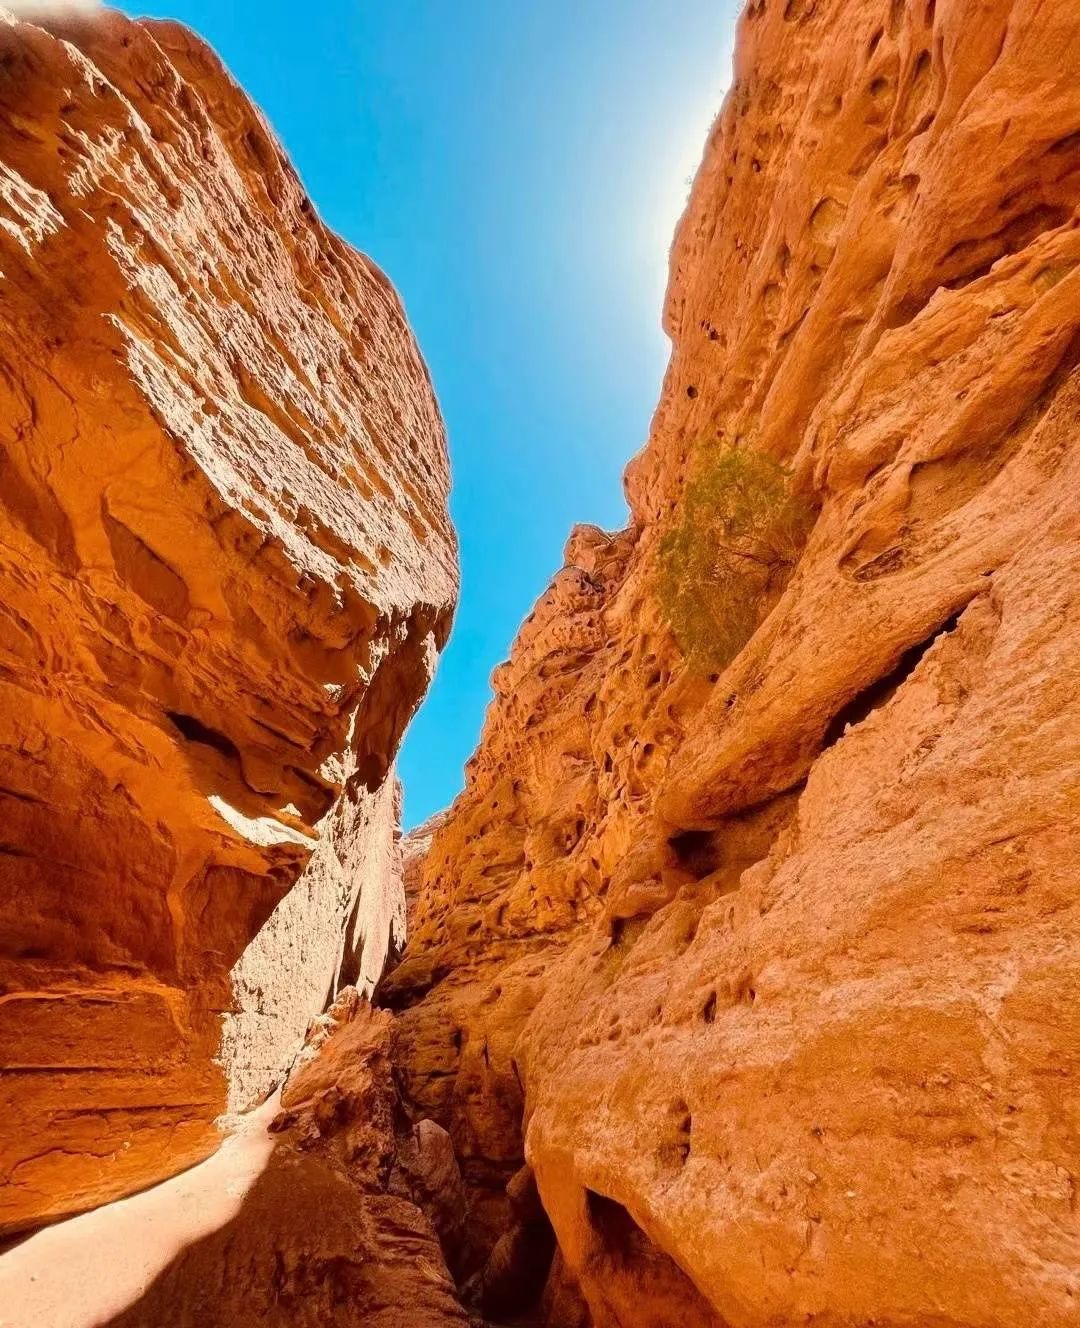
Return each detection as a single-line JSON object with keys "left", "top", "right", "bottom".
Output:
{"left": 658, "top": 442, "right": 813, "bottom": 671}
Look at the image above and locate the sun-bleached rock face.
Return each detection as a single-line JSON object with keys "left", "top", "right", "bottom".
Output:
{"left": 386, "top": 0, "right": 1080, "bottom": 1323}
{"left": 0, "top": 8, "right": 456, "bottom": 1236}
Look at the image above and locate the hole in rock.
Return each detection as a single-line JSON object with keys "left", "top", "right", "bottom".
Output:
{"left": 352, "top": 751, "right": 388, "bottom": 794}
{"left": 477, "top": 1194, "right": 558, "bottom": 1322}
{"left": 819, "top": 606, "right": 965, "bottom": 750}
{"left": 586, "top": 1190, "right": 656, "bottom": 1263}
{"left": 668, "top": 829, "right": 721, "bottom": 880}
{"left": 609, "top": 916, "right": 647, "bottom": 950}
{"left": 583, "top": 1190, "right": 723, "bottom": 1327}
{"left": 166, "top": 711, "right": 242, "bottom": 763}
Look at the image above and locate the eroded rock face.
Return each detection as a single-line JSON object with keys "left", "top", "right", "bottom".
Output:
{"left": 0, "top": 994, "right": 471, "bottom": 1328}
{"left": 0, "top": 7, "right": 456, "bottom": 1236}
{"left": 387, "top": 0, "right": 1080, "bottom": 1323}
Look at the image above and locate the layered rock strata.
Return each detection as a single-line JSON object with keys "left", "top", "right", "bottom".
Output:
{"left": 386, "top": 0, "right": 1080, "bottom": 1323}
{"left": 0, "top": 6, "right": 456, "bottom": 1236}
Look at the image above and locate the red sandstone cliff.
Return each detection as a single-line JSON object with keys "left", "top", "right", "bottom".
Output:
{"left": 0, "top": 6, "right": 456, "bottom": 1237}
{"left": 2, "top": 1, "right": 1079, "bottom": 1325}
{"left": 385, "top": 0, "right": 1080, "bottom": 1324}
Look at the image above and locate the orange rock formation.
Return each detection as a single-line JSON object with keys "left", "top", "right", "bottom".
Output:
{"left": 0, "top": 993, "right": 470, "bottom": 1328}
{"left": 386, "top": 0, "right": 1080, "bottom": 1323}
{"left": 2, "top": 0, "right": 1079, "bottom": 1325}
{"left": 0, "top": 6, "right": 456, "bottom": 1238}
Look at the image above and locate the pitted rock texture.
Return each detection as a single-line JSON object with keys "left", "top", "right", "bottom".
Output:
{"left": 399, "top": 809, "right": 451, "bottom": 933}
{"left": 0, "top": 7, "right": 456, "bottom": 1237}
{"left": 386, "top": 0, "right": 1080, "bottom": 1324}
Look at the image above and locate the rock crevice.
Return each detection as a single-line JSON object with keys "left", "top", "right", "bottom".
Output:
{"left": 2, "top": 1, "right": 1080, "bottom": 1326}
{"left": 384, "top": 0, "right": 1080, "bottom": 1323}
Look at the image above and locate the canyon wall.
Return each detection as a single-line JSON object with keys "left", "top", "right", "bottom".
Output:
{"left": 387, "top": 0, "right": 1080, "bottom": 1323}
{"left": 0, "top": 7, "right": 456, "bottom": 1236}
{"left": 0, "top": 992, "right": 473, "bottom": 1328}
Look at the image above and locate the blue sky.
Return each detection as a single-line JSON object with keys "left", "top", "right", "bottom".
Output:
{"left": 116, "top": 0, "right": 737, "bottom": 826}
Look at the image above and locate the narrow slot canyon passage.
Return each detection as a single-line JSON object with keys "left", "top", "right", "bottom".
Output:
{"left": 1, "top": 0, "right": 1079, "bottom": 1325}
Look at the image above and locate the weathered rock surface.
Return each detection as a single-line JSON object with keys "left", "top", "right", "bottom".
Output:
{"left": 386, "top": 0, "right": 1080, "bottom": 1324}
{"left": 0, "top": 994, "right": 471, "bottom": 1328}
{"left": 400, "top": 808, "right": 451, "bottom": 932}
{"left": 0, "top": 6, "right": 456, "bottom": 1236}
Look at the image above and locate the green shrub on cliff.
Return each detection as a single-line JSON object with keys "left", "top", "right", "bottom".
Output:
{"left": 658, "top": 442, "right": 812, "bottom": 671}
